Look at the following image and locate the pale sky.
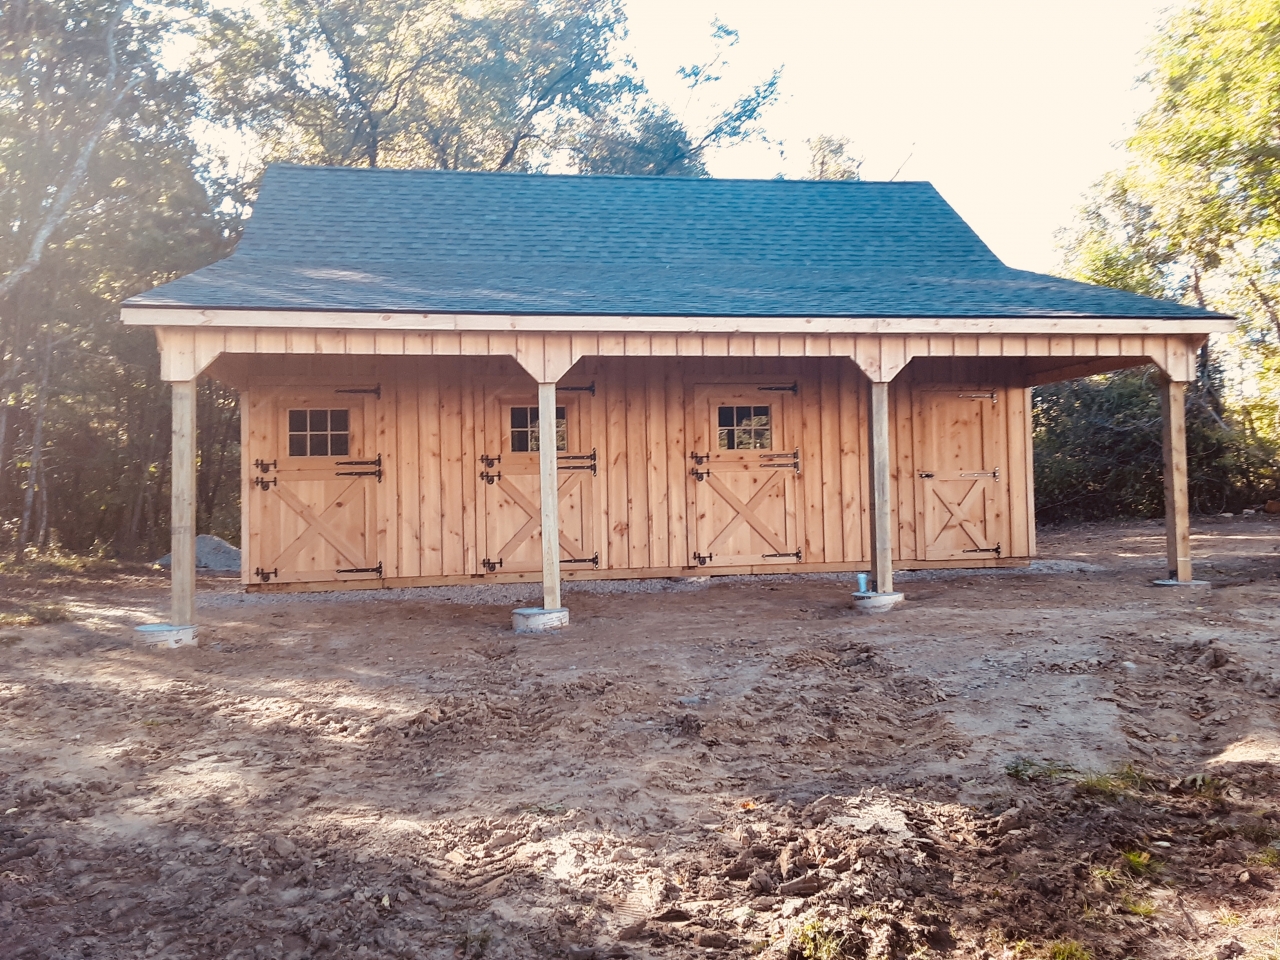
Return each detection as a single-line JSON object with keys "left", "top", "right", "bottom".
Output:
{"left": 620, "top": 0, "right": 1176, "bottom": 274}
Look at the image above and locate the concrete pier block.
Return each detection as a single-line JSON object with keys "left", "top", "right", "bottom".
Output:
{"left": 1152, "top": 579, "right": 1210, "bottom": 589}
{"left": 134, "top": 623, "right": 197, "bottom": 648}
{"left": 512, "top": 607, "right": 570, "bottom": 633}
{"left": 851, "top": 591, "right": 904, "bottom": 613}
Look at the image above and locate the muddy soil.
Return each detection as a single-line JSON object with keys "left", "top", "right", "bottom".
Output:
{"left": 1, "top": 516, "right": 1278, "bottom": 960}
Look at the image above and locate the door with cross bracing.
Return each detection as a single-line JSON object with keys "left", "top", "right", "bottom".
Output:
{"left": 912, "top": 387, "right": 1007, "bottom": 561}
{"left": 247, "top": 386, "right": 382, "bottom": 584}
{"left": 477, "top": 393, "right": 597, "bottom": 575}
{"left": 688, "top": 384, "right": 803, "bottom": 568}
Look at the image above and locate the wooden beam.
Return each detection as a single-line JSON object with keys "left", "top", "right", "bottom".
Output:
{"left": 123, "top": 307, "right": 1234, "bottom": 337}
{"left": 1160, "top": 378, "right": 1193, "bottom": 582}
{"left": 170, "top": 378, "right": 198, "bottom": 627}
{"left": 868, "top": 380, "right": 893, "bottom": 593}
{"left": 538, "top": 381, "right": 563, "bottom": 610}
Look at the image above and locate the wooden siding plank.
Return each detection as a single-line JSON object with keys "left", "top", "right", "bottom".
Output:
{"left": 626, "top": 363, "right": 650, "bottom": 568}
{"left": 397, "top": 376, "right": 422, "bottom": 578}
{"left": 819, "top": 363, "right": 843, "bottom": 561}
{"left": 1005, "top": 385, "right": 1029, "bottom": 558}
{"left": 421, "top": 374, "right": 444, "bottom": 576}
{"left": 665, "top": 363, "right": 688, "bottom": 568}
{"left": 439, "top": 373, "right": 466, "bottom": 574}
{"left": 605, "top": 362, "right": 630, "bottom": 568}
{"left": 647, "top": 365, "right": 670, "bottom": 567}
{"left": 799, "top": 369, "right": 825, "bottom": 562}
{"left": 837, "top": 363, "right": 864, "bottom": 562}
{"left": 377, "top": 381, "right": 399, "bottom": 577}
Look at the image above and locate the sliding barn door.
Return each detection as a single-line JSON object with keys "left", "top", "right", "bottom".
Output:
{"left": 248, "top": 387, "right": 382, "bottom": 584}
{"left": 689, "top": 384, "right": 802, "bottom": 568}
{"left": 476, "top": 394, "right": 597, "bottom": 575}
{"left": 913, "top": 387, "right": 1007, "bottom": 561}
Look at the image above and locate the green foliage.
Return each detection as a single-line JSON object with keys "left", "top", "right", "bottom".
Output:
{"left": 1060, "top": 0, "right": 1280, "bottom": 461}
{"left": 1033, "top": 370, "right": 1277, "bottom": 523}
{"left": 790, "top": 918, "right": 860, "bottom": 960}
{"left": 1119, "top": 850, "right": 1160, "bottom": 878}
{"left": 1046, "top": 940, "right": 1092, "bottom": 960}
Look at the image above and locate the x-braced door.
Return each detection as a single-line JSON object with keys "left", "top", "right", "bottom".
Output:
{"left": 689, "top": 384, "right": 802, "bottom": 568}
{"left": 912, "top": 387, "right": 1007, "bottom": 561}
{"left": 249, "top": 386, "right": 382, "bottom": 584}
{"left": 477, "top": 393, "right": 597, "bottom": 574}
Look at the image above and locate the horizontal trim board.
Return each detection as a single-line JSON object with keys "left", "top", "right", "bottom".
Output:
{"left": 244, "top": 558, "right": 1031, "bottom": 593}
{"left": 125, "top": 306, "right": 1232, "bottom": 336}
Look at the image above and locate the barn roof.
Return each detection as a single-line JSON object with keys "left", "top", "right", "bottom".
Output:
{"left": 127, "top": 164, "right": 1224, "bottom": 320}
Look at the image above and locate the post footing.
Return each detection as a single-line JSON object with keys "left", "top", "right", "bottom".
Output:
{"left": 851, "top": 591, "right": 904, "bottom": 613}
{"left": 1152, "top": 579, "right": 1210, "bottom": 589}
{"left": 135, "top": 623, "right": 197, "bottom": 648}
{"left": 512, "top": 607, "right": 570, "bottom": 633}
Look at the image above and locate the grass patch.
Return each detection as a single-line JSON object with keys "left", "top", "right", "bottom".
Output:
{"left": 791, "top": 918, "right": 860, "bottom": 960}
{"left": 1214, "top": 908, "right": 1243, "bottom": 927}
{"left": 1120, "top": 850, "right": 1161, "bottom": 877}
{"left": 1046, "top": 941, "right": 1092, "bottom": 960}
{"left": 0, "top": 602, "right": 70, "bottom": 627}
{"left": 1119, "top": 895, "right": 1156, "bottom": 917}
{"left": 1075, "top": 763, "right": 1153, "bottom": 799}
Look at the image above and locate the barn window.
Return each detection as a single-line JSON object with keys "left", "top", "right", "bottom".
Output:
{"left": 509, "top": 406, "right": 567, "bottom": 452}
{"left": 718, "top": 405, "right": 772, "bottom": 450}
{"left": 288, "top": 409, "right": 350, "bottom": 457}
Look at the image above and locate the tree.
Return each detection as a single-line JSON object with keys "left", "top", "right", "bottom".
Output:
{"left": 1057, "top": 0, "right": 1280, "bottom": 482}
{"left": 0, "top": 0, "right": 234, "bottom": 560}
{"left": 198, "top": 3, "right": 780, "bottom": 178}
{"left": 806, "top": 135, "right": 862, "bottom": 181}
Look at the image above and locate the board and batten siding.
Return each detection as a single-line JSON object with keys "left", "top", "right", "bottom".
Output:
{"left": 238, "top": 354, "right": 1034, "bottom": 589}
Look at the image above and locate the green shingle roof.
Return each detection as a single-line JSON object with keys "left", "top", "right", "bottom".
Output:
{"left": 127, "top": 164, "right": 1224, "bottom": 320}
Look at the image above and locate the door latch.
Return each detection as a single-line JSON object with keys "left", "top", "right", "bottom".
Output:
{"left": 693, "top": 552, "right": 713, "bottom": 565}
{"left": 479, "top": 453, "right": 501, "bottom": 469}
{"left": 253, "top": 476, "right": 277, "bottom": 491}
{"left": 254, "top": 567, "right": 278, "bottom": 583}
{"left": 690, "top": 466, "right": 710, "bottom": 482}
{"left": 917, "top": 471, "right": 934, "bottom": 479}
{"left": 481, "top": 557, "right": 503, "bottom": 573}
{"left": 253, "top": 459, "right": 276, "bottom": 474}
{"left": 480, "top": 470, "right": 502, "bottom": 485}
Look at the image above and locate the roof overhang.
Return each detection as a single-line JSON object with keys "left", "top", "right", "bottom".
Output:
{"left": 120, "top": 306, "right": 1234, "bottom": 337}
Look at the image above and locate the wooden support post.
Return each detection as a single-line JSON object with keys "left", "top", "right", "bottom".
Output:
{"left": 1160, "top": 378, "right": 1193, "bottom": 582}
{"left": 868, "top": 380, "right": 893, "bottom": 593}
{"left": 538, "top": 381, "right": 562, "bottom": 611}
{"left": 170, "top": 378, "right": 198, "bottom": 627}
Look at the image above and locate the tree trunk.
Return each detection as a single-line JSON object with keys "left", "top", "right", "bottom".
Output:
{"left": 15, "top": 347, "right": 51, "bottom": 563}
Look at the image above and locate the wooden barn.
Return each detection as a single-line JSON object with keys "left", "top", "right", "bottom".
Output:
{"left": 122, "top": 166, "right": 1231, "bottom": 634}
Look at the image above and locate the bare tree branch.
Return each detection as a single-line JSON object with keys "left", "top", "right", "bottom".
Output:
{"left": 0, "top": 1, "right": 141, "bottom": 300}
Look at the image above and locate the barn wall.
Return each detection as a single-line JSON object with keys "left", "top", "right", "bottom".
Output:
{"left": 239, "top": 354, "right": 1035, "bottom": 588}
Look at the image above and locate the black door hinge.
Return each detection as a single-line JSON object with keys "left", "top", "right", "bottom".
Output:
{"left": 559, "top": 381, "right": 596, "bottom": 396}
{"left": 760, "top": 449, "right": 800, "bottom": 473}
{"left": 558, "top": 449, "right": 597, "bottom": 475}
{"left": 562, "top": 553, "right": 601, "bottom": 568}
{"left": 336, "top": 453, "right": 382, "bottom": 482}
{"left": 762, "top": 549, "right": 802, "bottom": 561}
{"left": 337, "top": 562, "right": 383, "bottom": 576}
{"left": 963, "top": 543, "right": 1002, "bottom": 557}
{"left": 758, "top": 382, "right": 798, "bottom": 394}
{"left": 336, "top": 384, "right": 382, "bottom": 400}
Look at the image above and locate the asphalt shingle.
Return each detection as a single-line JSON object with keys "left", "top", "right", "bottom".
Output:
{"left": 127, "top": 165, "right": 1223, "bottom": 320}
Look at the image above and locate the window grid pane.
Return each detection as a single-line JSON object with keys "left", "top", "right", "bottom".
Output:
{"left": 510, "top": 406, "right": 567, "bottom": 452}
{"left": 287, "top": 408, "right": 351, "bottom": 458}
{"left": 717, "top": 404, "right": 771, "bottom": 450}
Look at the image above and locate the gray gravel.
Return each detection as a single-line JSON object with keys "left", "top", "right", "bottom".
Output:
{"left": 198, "top": 559, "right": 1105, "bottom": 609}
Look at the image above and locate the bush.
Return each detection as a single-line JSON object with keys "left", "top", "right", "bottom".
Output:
{"left": 1033, "top": 369, "right": 1278, "bottom": 523}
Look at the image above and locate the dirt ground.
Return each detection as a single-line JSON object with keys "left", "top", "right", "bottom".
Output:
{"left": 1, "top": 516, "right": 1279, "bottom": 960}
